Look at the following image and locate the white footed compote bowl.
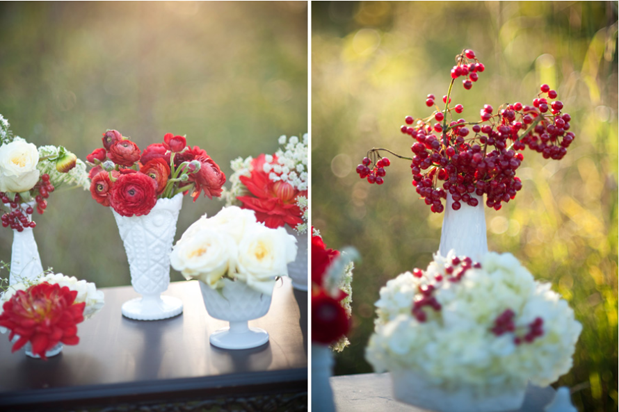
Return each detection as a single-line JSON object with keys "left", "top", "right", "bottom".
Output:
{"left": 199, "top": 278, "right": 273, "bottom": 350}
{"left": 113, "top": 194, "right": 184, "bottom": 321}
{"left": 391, "top": 369, "right": 526, "bottom": 412}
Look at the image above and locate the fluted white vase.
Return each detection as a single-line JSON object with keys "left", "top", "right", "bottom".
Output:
{"left": 8, "top": 202, "right": 43, "bottom": 286}
{"left": 311, "top": 343, "right": 336, "bottom": 412}
{"left": 439, "top": 193, "right": 488, "bottom": 261}
{"left": 286, "top": 224, "right": 308, "bottom": 291}
{"left": 113, "top": 193, "right": 184, "bottom": 321}
{"left": 391, "top": 369, "right": 526, "bottom": 412}
{"left": 199, "top": 278, "right": 272, "bottom": 350}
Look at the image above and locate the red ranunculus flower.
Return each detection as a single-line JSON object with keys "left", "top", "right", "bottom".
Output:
{"left": 90, "top": 171, "right": 115, "bottom": 207}
{"left": 0, "top": 282, "right": 85, "bottom": 360}
{"left": 237, "top": 154, "right": 304, "bottom": 228}
{"left": 109, "top": 172, "right": 157, "bottom": 217}
{"left": 140, "top": 158, "right": 170, "bottom": 196}
{"left": 189, "top": 155, "right": 226, "bottom": 201}
{"left": 163, "top": 133, "right": 187, "bottom": 153}
{"left": 141, "top": 143, "right": 171, "bottom": 165}
{"left": 108, "top": 140, "right": 141, "bottom": 167}
{"left": 86, "top": 148, "right": 107, "bottom": 163}
{"left": 312, "top": 232, "right": 340, "bottom": 286}
{"left": 171, "top": 144, "right": 206, "bottom": 167}
{"left": 88, "top": 165, "right": 103, "bottom": 179}
{"left": 311, "top": 289, "right": 350, "bottom": 345}
{"left": 102, "top": 130, "right": 123, "bottom": 151}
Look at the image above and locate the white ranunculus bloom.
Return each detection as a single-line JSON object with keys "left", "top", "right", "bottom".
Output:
{"left": 170, "top": 229, "right": 238, "bottom": 289}
{"left": 0, "top": 138, "right": 40, "bottom": 193}
{"left": 235, "top": 225, "right": 297, "bottom": 295}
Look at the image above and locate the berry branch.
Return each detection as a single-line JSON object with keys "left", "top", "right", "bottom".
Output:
{"left": 356, "top": 49, "right": 574, "bottom": 213}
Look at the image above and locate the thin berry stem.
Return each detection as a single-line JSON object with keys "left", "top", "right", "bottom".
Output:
{"left": 368, "top": 148, "right": 413, "bottom": 162}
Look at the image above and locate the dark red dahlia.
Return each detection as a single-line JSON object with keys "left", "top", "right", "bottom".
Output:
{"left": 311, "top": 289, "right": 350, "bottom": 345}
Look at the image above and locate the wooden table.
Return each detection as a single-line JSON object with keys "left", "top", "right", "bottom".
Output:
{"left": 331, "top": 373, "right": 556, "bottom": 412}
{"left": 0, "top": 278, "right": 308, "bottom": 411}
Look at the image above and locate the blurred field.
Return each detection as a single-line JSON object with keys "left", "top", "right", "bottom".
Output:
{"left": 312, "top": 2, "right": 617, "bottom": 411}
{"left": 0, "top": 2, "right": 307, "bottom": 286}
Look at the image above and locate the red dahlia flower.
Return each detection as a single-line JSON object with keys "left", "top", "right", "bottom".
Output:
{"left": 311, "top": 289, "right": 350, "bottom": 345}
{"left": 189, "top": 155, "right": 226, "bottom": 201}
{"left": 141, "top": 143, "right": 171, "bottom": 165}
{"left": 102, "top": 130, "right": 123, "bottom": 151}
{"left": 86, "top": 148, "right": 107, "bottom": 163}
{"left": 163, "top": 133, "right": 187, "bottom": 153}
{"left": 237, "top": 154, "right": 304, "bottom": 229}
{"left": 108, "top": 140, "right": 141, "bottom": 167}
{"left": 109, "top": 172, "right": 157, "bottom": 217}
{"left": 312, "top": 232, "right": 340, "bottom": 286}
{"left": 140, "top": 158, "right": 170, "bottom": 196}
{"left": 0, "top": 282, "right": 85, "bottom": 360}
{"left": 90, "top": 171, "right": 116, "bottom": 207}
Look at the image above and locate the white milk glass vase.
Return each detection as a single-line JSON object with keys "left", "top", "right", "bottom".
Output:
{"left": 286, "top": 224, "right": 308, "bottom": 291}
{"left": 438, "top": 193, "right": 488, "bottom": 261}
{"left": 113, "top": 193, "right": 184, "bottom": 321}
{"left": 8, "top": 202, "right": 43, "bottom": 285}
{"left": 199, "top": 278, "right": 273, "bottom": 350}
{"left": 311, "top": 343, "right": 336, "bottom": 412}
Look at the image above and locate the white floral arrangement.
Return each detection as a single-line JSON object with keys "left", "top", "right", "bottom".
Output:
{"left": 223, "top": 134, "right": 308, "bottom": 233}
{"left": 365, "top": 251, "right": 582, "bottom": 392}
{"left": 0, "top": 272, "right": 105, "bottom": 323}
{"left": 170, "top": 206, "right": 297, "bottom": 295}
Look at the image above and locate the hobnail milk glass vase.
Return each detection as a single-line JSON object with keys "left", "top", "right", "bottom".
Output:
{"left": 113, "top": 193, "right": 184, "bottom": 321}
{"left": 391, "top": 369, "right": 526, "bottom": 412}
{"left": 286, "top": 224, "right": 308, "bottom": 291}
{"left": 8, "top": 202, "right": 43, "bottom": 286}
{"left": 199, "top": 278, "right": 273, "bottom": 350}
{"left": 439, "top": 193, "right": 488, "bottom": 261}
{"left": 311, "top": 343, "right": 336, "bottom": 412}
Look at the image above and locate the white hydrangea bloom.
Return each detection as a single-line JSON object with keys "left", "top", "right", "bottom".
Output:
{"left": 365, "top": 251, "right": 582, "bottom": 392}
{"left": 222, "top": 156, "right": 253, "bottom": 207}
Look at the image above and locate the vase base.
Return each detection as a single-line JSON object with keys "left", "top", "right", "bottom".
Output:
{"left": 26, "top": 343, "right": 63, "bottom": 359}
{"left": 209, "top": 327, "right": 269, "bottom": 350}
{"left": 122, "top": 295, "right": 183, "bottom": 321}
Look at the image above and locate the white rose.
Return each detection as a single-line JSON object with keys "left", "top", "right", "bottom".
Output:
{"left": 170, "top": 229, "right": 238, "bottom": 289}
{"left": 179, "top": 207, "right": 257, "bottom": 245}
{"left": 235, "top": 225, "right": 297, "bottom": 295}
{"left": 0, "top": 138, "right": 40, "bottom": 193}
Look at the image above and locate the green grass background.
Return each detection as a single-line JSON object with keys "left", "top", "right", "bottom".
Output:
{"left": 312, "top": 2, "right": 617, "bottom": 411}
{"left": 0, "top": 2, "right": 307, "bottom": 285}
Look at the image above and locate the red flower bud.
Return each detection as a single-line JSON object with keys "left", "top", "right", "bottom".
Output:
{"left": 87, "top": 148, "right": 107, "bottom": 163}
{"left": 163, "top": 133, "right": 187, "bottom": 153}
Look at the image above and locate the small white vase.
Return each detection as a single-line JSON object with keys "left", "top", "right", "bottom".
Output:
{"left": 113, "top": 193, "right": 184, "bottom": 321}
{"left": 311, "top": 343, "right": 336, "bottom": 412}
{"left": 8, "top": 202, "right": 43, "bottom": 286}
{"left": 199, "top": 278, "right": 272, "bottom": 350}
{"left": 25, "top": 341, "right": 64, "bottom": 359}
{"left": 391, "top": 369, "right": 526, "bottom": 412}
{"left": 439, "top": 193, "right": 488, "bottom": 261}
{"left": 286, "top": 224, "right": 308, "bottom": 291}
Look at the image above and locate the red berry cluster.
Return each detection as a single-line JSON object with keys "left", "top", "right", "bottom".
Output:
{"left": 360, "top": 49, "right": 575, "bottom": 213}
{"left": 411, "top": 256, "right": 482, "bottom": 322}
{"left": 1, "top": 174, "right": 54, "bottom": 231}
{"left": 491, "top": 309, "right": 544, "bottom": 345}
{"left": 355, "top": 156, "right": 391, "bottom": 185}
{"left": 450, "top": 49, "right": 485, "bottom": 91}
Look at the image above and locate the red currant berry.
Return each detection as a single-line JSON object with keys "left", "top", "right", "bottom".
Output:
{"left": 427, "top": 94, "right": 435, "bottom": 100}
{"left": 42, "top": 173, "right": 50, "bottom": 182}
{"left": 381, "top": 157, "right": 391, "bottom": 167}
{"left": 442, "top": 95, "right": 451, "bottom": 104}
{"left": 362, "top": 157, "right": 371, "bottom": 166}
{"left": 375, "top": 177, "right": 384, "bottom": 185}
{"left": 401, "top": 125, "right": 408, "bottom": 134}
{"left": 463, "top": 80, "right": 472, "bottom": 90}
{"left": 476, "top": 63, "right": 485, "bottom": 72}
{"left": 540, "top": 84, "right": 550, "bottom": 93}
{"left": 435, "top": 112, "right": 444, "bottom": 122}
{"left": 452, "top": 201, "right": 461, "bottom": 210}
{"left": 405, "top": 116, "right": 414, "bottom": 125}
{"left": 464, "top": 49, "right": 475, "bottom": 59}
{"left": 469, "top": 72, "right": 479, "bottom": 82}
{"left": 454, "top": 104, "right": 463, "bottom": 114}
{"left": 548, "top": 90, "right": 557, "bottom": 99}
{"left": 551, "top": 101, "right": 563, "bottom": 111}
{"left": 426, "top": 98, "right": 434, "bottom": 107}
